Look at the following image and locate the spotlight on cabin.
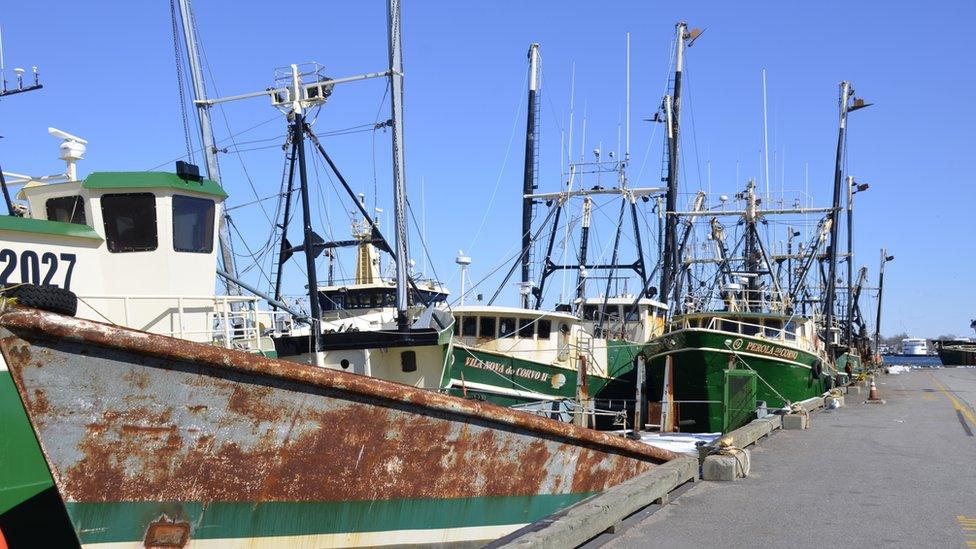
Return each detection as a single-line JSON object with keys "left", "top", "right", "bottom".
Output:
{"left": 176, "top": 161, "right": 202, "bottom": 182}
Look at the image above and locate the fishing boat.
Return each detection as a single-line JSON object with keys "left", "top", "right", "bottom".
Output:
{"left": 641, "top": 23, "right": 873, "bottom": 433}
{"left": 0, "top": 304, "right": 675, "bottom": 547}
{"left": 449, "top": 294, "right": 666, "bottom": 425}
{"left": 642, "top": 182, "right": 834, "bottom": 432}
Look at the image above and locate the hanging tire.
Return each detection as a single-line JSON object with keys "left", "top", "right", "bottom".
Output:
{"left": 2, "top": 284, "right": 78, "bottom": 317}
{"left": 823, "top": 375, "right": 835, "bottom": 392}
{"left": 811, "top": 359, "right": 823, "bottom": 379}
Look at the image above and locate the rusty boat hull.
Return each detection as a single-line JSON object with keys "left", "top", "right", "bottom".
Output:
{"left": 0, "top": 307, "right": 674, "bottom": 548}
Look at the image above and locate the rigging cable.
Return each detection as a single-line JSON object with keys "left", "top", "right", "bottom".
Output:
{"left": 464, "top": 68, "right": 529, "bottom": 255}
{"left": 169, "top": 0, "right": 195, "bottom": 163}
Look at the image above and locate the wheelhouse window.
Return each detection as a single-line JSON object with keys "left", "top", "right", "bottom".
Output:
{"left": 479, "top": 316, "right": 496, "bottom": 338}
{"left": 741, "top": 321, "right": 761, "bottom": 337}
{"left": 784, "top": 321, "right": 797, "bottom": 341}
{"left": 623, "top": 305, "right": 638, "bottom": 322}
{"left": 46, "top": 196, "right": 86, "bottom": 225}
{"left": 101, "top": 193, "right": 158, "bottom": 253}
{"left": 537, "top": 319, "right": 552, "bottom": 339}
{"left": 499, "top": 317, "right": 517, "bottom": 338}
{"left": 172, "top": 195, "right": 215, "bottom": 253}
{"left": 764, "top": 319, "right": 783, "bottom": 338}
{"left": 459, "top": 316, "right": 477, "bottom": 337}
{"left": 716, "top": 319, "right": 736, "bottom": 333}
{"left": 517, "top": 318, "right": 535, "bottom": 338}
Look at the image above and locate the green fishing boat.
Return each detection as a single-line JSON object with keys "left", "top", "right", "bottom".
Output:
{"left": 644, "top": 312, "right": 831, "bottom": 432}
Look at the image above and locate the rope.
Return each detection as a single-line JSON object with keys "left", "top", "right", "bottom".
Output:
{"left": 710, "top": 436, "right": 748, "bottom": 478}
{"left": 723, "top": 339, "right": 792, "bottom": 406}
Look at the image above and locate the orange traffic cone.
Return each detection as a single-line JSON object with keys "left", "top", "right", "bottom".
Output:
{"left": 866, "top": 378, "right": 885, "bottom": 404}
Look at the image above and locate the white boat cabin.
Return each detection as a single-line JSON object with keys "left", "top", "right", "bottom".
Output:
{"left": 575, "top": 296, "right": 668, "bottom": 342}
{"left": 314, "top": 204, "right": 450, "bottom": 333}
{"left": 1, "top": 137, "right": 276, "bottom": 352}
{"left": 452, "top": 304, "right": 587, "bottom": 370}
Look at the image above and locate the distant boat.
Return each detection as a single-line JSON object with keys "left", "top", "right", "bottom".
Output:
{"left": 902, "top": 337, "right": 929, "bottom": 356}
{"left": 934, "top": 320, "right": 976, "bottom": 366}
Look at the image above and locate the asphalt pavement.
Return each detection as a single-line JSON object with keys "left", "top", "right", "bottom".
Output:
{"left": 602, "top": 368, "right": 976, "bottom": 548}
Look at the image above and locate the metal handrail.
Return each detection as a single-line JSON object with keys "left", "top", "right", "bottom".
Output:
{"left": 76, "top": 294, "right": 293, "bottom": 351}
{"left": 678, "top": 315, "right": 816, "bottom": 354}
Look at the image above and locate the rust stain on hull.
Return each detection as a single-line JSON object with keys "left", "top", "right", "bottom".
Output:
{"left": 0, "top": 306, "right": 675, "bottom": 531}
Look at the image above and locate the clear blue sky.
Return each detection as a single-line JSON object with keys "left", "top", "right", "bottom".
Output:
{"left": 1, "top": 1, "right": 973, "bottom": 338}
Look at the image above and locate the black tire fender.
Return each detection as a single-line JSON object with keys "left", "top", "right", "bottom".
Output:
{"left": 2, "top": 284, "right": 78, "bottom": 317}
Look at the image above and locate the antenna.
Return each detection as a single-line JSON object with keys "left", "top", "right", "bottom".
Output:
{"left": 0, "top": 25, "right": 43, "bottom": 98}
{"left": 762, "top": 68, "right": 770, "bottom": 201}
{"left": 625, "top": 32, "right": 631, "bottom": 164}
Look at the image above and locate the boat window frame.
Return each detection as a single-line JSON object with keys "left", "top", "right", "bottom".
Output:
{"left": 100, "top": 192, "right": 159, "bottom": 253}
{"left": 478, "top": 316, "right": 496, "bottom": 339}
{"left": 784, "top": 321, "right": 797, "bottom": 341}
{"left": 739, "top": 319, "right": 761, "bottom": 337}
{"left": 517, "top": 318, "right": 535, "bottom": 338}
{"left": 716, "top": 318, "right": 738, "bottom": 334}
{"left": 458, "top": 316, "right": 476, "bottom": 337}
{"left": 537, "top": 319, "right": 552, "bottom": 339}
{"left": 763, "top": 318, "right": 783, "bottom": 339}
{"left": 499, "top": 317, "right": 517, "bottom": 338}
{"left": 45, "top": 195, "right": 87, "bottom": 225}
{"left": 172, "top": 194, "right": 216, "bottom": 254}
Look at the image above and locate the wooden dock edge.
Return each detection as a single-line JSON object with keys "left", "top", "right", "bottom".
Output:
{"left": 721, "top": 414, "right": 784, "bottom": 449}
{"left": 487, "top": 456, "right": 698, "bottom": 549}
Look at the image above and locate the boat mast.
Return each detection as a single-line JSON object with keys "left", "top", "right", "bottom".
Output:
{"left": 387, "top": 0, "right": 411, "bottom": 330}
{"left": 845, "top": 175, "right": 854, "bottom": 351}
{"left": 823, "top": 81, "right": 851, "bottom": 353}
{"left": 286, "top": 69, "right": 324, "bottom": 358}
{"left": 824, "top": 82, "right": 870, "bottom": 354}
{"left": 174, "top": 0, "right": 241, "bottom": 297}
{"left": 576, "top": 198, "right": 592, "bottom": 305}
{"left": 520, "top": 43, "right": 541, "bottom": 309}
{"left": 659, "top": 22, "right": 688, "bottom": 319}
{"left": 874, "top": 248, "right": 893, "bottom": 356}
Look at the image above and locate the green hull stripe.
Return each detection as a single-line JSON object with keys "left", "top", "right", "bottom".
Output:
{"left": 449, "top": 339, "right": 640, "bottom": 405}
{"left": 67, "top": 493, "right": 595, "bottom": 545}
{"left": 0, "top": 371, "right": 56, "bottom": 515}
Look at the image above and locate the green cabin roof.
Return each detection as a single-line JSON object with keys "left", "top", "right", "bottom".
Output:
{"left": 83, "top": 171, "right": 228, "bottom": 199}
{"left": 0, "top": 216, "right": 103, "bottom": 241}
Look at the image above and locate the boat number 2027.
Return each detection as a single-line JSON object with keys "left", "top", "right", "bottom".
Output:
{"left": 0, "top": 249, "right": 77, "bottom": 291}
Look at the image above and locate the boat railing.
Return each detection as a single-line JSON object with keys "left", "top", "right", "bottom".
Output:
{"left": 75, "top": 294, "right": 291, "bottom": 353}
{"left": 680, "top": 287, "right": 791, "bottom": 318}
{"left": 685, "top": 316, "right": 815, "bottom": 354}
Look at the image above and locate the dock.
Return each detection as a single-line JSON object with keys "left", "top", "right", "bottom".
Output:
{"left": 596, "top": 368, "right": 976, "bottom": 547}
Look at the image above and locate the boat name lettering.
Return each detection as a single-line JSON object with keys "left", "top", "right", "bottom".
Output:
{"left": 464, "top": 356, "right": 551, "bottom": 382}
{"left": 0, "top": 249, "right": 76, "bottom": 291}
{"left": 742, "top": 340, "right": 799, "bottom": 361}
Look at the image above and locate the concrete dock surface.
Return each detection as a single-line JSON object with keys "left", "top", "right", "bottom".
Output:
{"left": 603, "top": 368, "right": 976, "bottom": 548}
